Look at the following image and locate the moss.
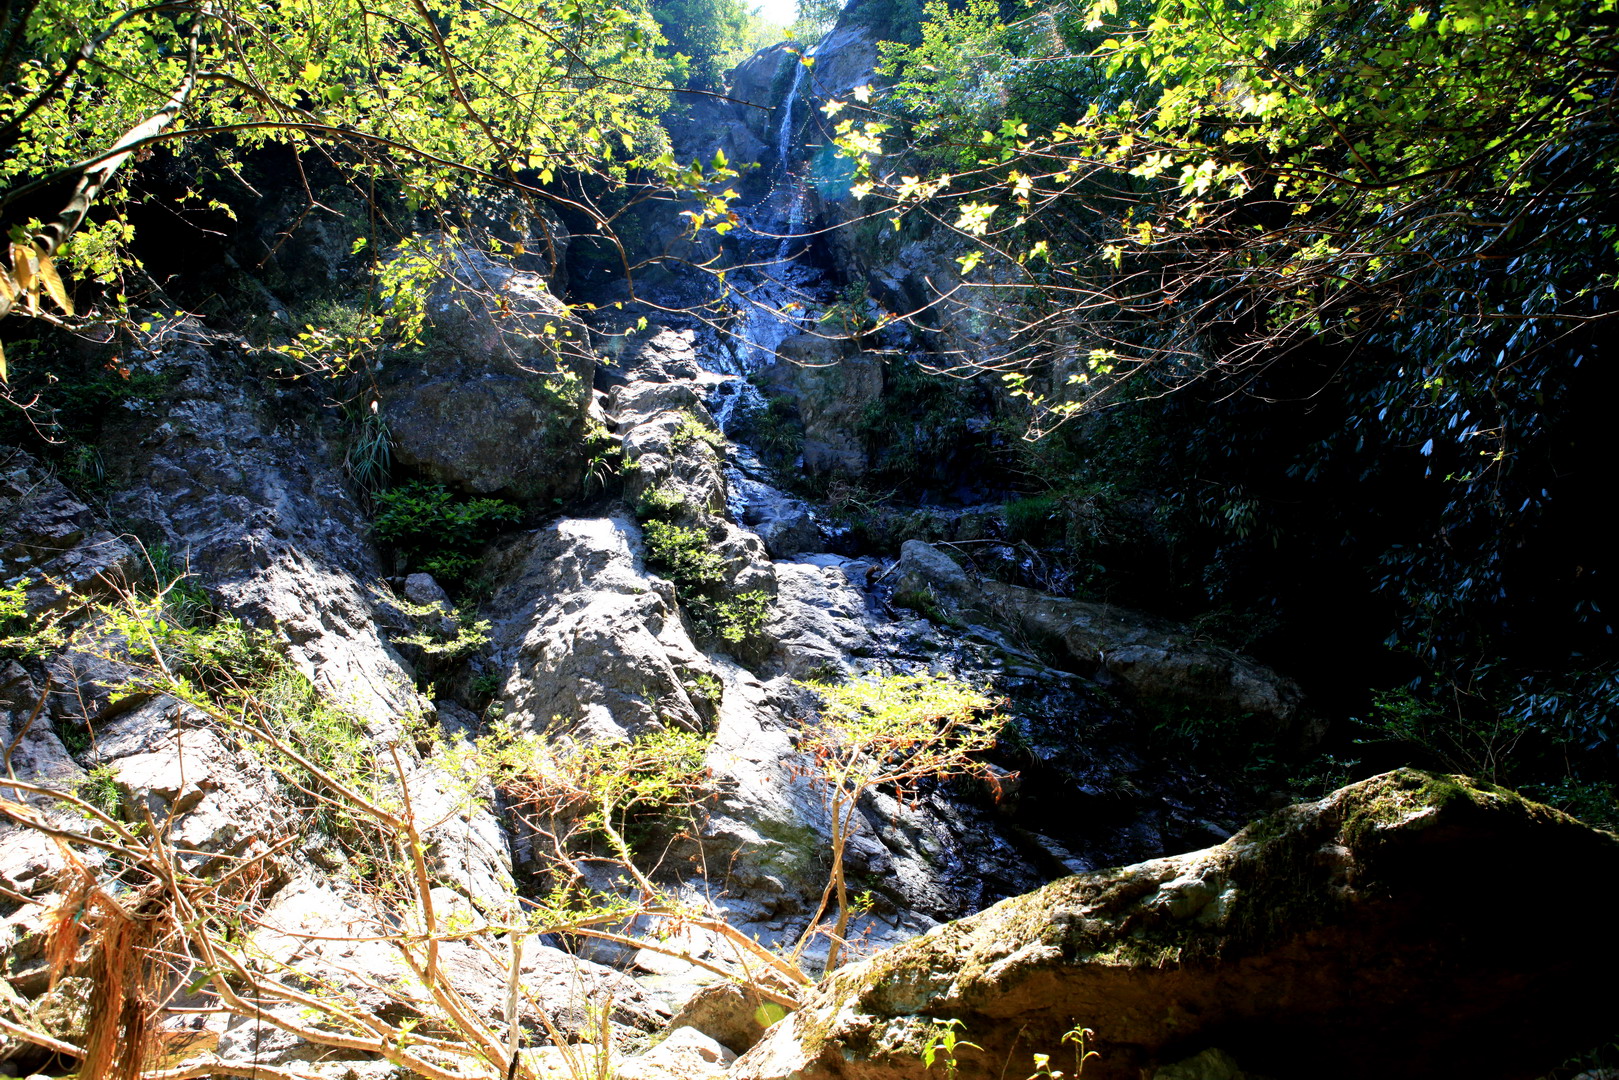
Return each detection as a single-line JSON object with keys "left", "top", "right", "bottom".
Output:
{"left": 1338, "top": 768, "right": 1511, "bottom": 848}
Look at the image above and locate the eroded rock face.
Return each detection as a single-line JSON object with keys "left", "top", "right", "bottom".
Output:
{"left": 98, "top": 328, "right": 418, "bottom": 725}
{"left": 1, "top": 329, "right": 530, "bottom": 1067}
{"left": 483, "top": 514, "right": 718, "bottom": 742}
{"left": 756, "top": 339, "right": 883, "bottom": 477}
{"left": 733, "top": 770, "right": 1619, "bottom": 1080}
{"left": 895, "top": 540, "right": 1315, "bottom": 742}
{"left": 0, "top": 449, "right": 138, "bottom": 613}
{"left": 729, "top": 43, "right": 804, "bottom": 145}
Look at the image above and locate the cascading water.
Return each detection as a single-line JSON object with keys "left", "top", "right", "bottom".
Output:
{"left": 705, "top": 44, "right": 828, "bottom": 429}
{"left": 697, "top": 45, "right": 833, "bottom": 522}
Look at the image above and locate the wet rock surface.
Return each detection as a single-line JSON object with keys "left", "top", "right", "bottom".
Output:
{"left": 896, "top": 540, "right": 1315, "bottom": 742}
{"left": 0, "top": 449, "right": 138, "bottom": 612}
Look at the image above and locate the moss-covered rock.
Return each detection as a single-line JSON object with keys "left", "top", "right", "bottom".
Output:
{"left": 732, "top": 769, "right": 1619, "bottom": 1080}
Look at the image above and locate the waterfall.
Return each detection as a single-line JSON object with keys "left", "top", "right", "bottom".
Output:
{"left": 707, "top": 44, "right": 825, "bottom": 400}
{"left": 774, "top": 51, "right": 812, "bottom": 263}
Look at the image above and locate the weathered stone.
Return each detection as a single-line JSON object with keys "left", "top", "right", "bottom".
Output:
{"left": 663, "top": 982, "right": 778, "bottom": 1054}
{"left": 484, "top": 515, "right": 716, "bottom": 742}
{"left": 617, "top": 1026, "right": 735, "bottom": 1080}
{"left": 760, "top": 557, "right": 878, "bottom": 679}
{"left": 100, "top": 328, "right": 419, "bottom": 725}
{"left": 0, "top": 448, "right": 138, "bottom": 613}
{"left": 802, "top": 21, "right": 881, "bottom": 104}
{"left": 245, "top": 877, "right": 661, "bottom": 1059}
{"left": 732, "top": 770, "right": 1619, "bottom": 1080}
{"left": 727, "top": 467, "right": 822, "bottom": 559}
{"left": 380, "top": 241, "right": 595, "bottom": 503}
{"left": 453, "top": 187, "right": 572, "bottom": 286}
{"left": 760, "top": 340, "right": 883, "bottom": 477}
{"left": 895, "top": 541, "right": 1314, "bottom": 741}
{"left": 728, "top": 43, "right": 802, "bottom": 144}
{"left": 95, "top": 695, "right": 301, "bottom": 880}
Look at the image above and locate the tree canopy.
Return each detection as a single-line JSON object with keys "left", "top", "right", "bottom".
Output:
{"left": 0, "top": 0, "right": 723, "bottom": 380}
{"left": 824, "top": 0, "right": 1618, "bottom": 781}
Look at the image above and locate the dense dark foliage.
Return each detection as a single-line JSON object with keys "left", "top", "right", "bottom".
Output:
{"left": 833, "top": 0, "right": 1619, "bottom": 815}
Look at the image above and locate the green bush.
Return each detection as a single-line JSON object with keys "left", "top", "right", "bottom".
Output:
{"left": 670, "top": 410, "right": 726, "bottom": 454}
{"left": 76, "top": 764, "right": 122, "bottom": 818}
{"left": 371, "top": 481, "right": 522, "bottom": 584}
{"left": 701, "top": 589, "right": 772, "bottom": 643}
{"left": 0, "top": 578, "right": 63, "bottom": 660}
{"left": 1003, "top": 494, "right": 1061, "bottom": 543}
{"left": 732, "top": 394, "right": 803, "bottom": 473}
{"left": 254, "top": 669, "right": 375, "bottom": 806}
{"left": 641, "top": 516, "right": 772, "bottom": 646}
{"left": 636, "top": 483, "right": 689, "bottom": 521}
{"left": 642, "top": 519, "right": 727, "bottom": 590}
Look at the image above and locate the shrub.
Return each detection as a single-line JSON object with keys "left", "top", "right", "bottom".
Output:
{"left": 642, "top": 521, "right": 772, "bottom": 646}
{"left": 636, "top": 482, "right": 689, "bottom": 520}
{"left": 76, "top": 765, "right": 122, "bottom": 818}
{"left": 732, "top": 394, "right": 803, "bottom": 473}
{"left": 670, "top": 410, "right": 726, "bottom": 454}
{"left": 793, "top": 672, "right": 1005, "bottom": 970}
{"left": 1003, "top": 493, "right": 1061, "bottom": 543}
{"left": 641, "top": 519, "right": 727, "bottom": 590}
{"left": 0, "top": 577, "right": 62, "bottom": 660}
{"left": 371, "top": 481, "right": 522, "bottom": 584}
{"left": 696, "top": 589, "right": 772, "bottom": 643}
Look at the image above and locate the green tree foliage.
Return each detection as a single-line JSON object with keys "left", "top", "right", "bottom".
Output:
{"left": 0, "top": 0, "right": 730, "bottom": 381}
{"left": 371, "top": 481, "right": 523, "bottom": 584}
{"left": 833, "top": 0, "right": 1618, "bottom": 787}
{"left": 794, "top": 673, "right": 1003, "bottom": 970}
{"left": 790, "top": 0, "right": 846, "bottom": 43}
{"left": 649, "top": 0, "right": 757, "bottom": 90}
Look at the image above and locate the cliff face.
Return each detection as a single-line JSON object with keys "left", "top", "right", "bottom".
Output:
{"left": 0, "top": 13, "right": 1605, "bottom": 1080}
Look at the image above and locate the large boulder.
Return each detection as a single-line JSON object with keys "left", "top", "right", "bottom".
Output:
{"left": 380, "top": 242, "right": 597, "bottom": 504}
{"left": 0, "top": 449, "right": 138, "bottom": 613}
{"left": 482, "top": 514, "right": 720, "bottom": 743}
{"left": 729, "top": 43, "right": 804, "bottom": 145}
{"left": 98, "top": 327, "right": 418, "bottom": 725}
{"left": 757, "top": 340, "right": 883, "bottom": 477}
{"left": 452, "top": 188, "right": 572, "bottom": 287}
{"left": 733, "top": 770, "right": 1619, "bottom": 1080}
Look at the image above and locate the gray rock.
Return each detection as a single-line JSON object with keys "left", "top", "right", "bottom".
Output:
{"left": 664, "top": 983, "right": 780, "bottom": 1055}
{"left": 618, "top": 1026, "right": 735, "bottom": 1080}
{"left": 101, "top": 327, "right": 420, "bottom": 725}
{"left": 94, "top": 695, "right": 301, "bottom": 880}
{"left": 727, "top": 469, "right": 822, "bottom": 559}
{"left": 0, "top": 448, "right": 138, "bottom": 613}
{"left": 761, "top": 557, "right": 877, "bottom": 678}
{"left": 728, "top": 43, "right": 803, "bottom": 144}
{"left": 453, "top": 188, "right": 571, "bottom": 286}
{"left": 403, "top": 572, "right": 451, "bottom": 608}
{"left": 895, "top": 540, "right": 1315, "bottom": 740}
{"left": 802, "top": 21, "right": 881, "bottom": 104}
{"left": 761, "top": 341, "right": 883, "bottom": 476}
{"left": 484, "top": 515, "right": 715, "bottom": 742}
{"left": 380, "top": 241, "right": 595, "bottom": 503}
